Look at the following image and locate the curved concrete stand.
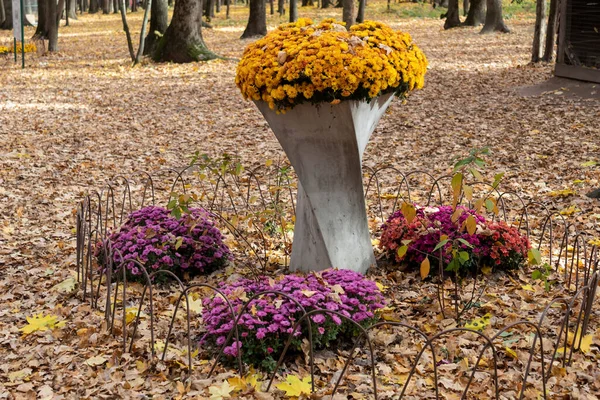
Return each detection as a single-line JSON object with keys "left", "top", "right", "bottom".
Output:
{"left": 255, "top": 93, "right": 394, "bottom": 274}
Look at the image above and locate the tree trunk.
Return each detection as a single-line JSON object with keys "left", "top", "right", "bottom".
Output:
{"left": 356, "top": 0, "right": 365, "bottom": 23}
{"left": 34, "top": 0, "right": 48, "bottom": 37}
{"left": 0, "top": 0, "right": 12, "bottom": 30}
{"left": 119, "top": 0, "right": 135, "bottom": 60}
{"left": 144, "top": 0, "right": 168, "bottom": 55}
{"left": 67, "top": 0, "right": 78, "bottom": 20}
{"left": 289, "top": 0, "right": 297, "bottom": 21}
{"left": 269, "top": 0, "right": 273, "bottom": 14}
{"left": 134, "top": 0, "right": 152, "bottom": 64}
{"left": 444, "top": 0, "right": 461, "bottom": 29}
{"left": 463, "top": 0, "right": 468, "bottom": 16}
{"left": 113, "top": 0, "right": 119, "bottom": 13}
{"left": 463, "top": 0, "right": 484, "bottom": 26}
{"left": 542, "top": 0, "right": 558, "bottom": 62}
{"left": 241, "top": 0, "right": 266, "bottom": 38}
{"left": 48, "top": 0, "right": 59, "bottom": 50}
{"left": 531, "top": 0, "right": 547, "bottom": 62}
{"left": 341, "top": 0, "right": 354, "bottom": 28}
{"left": 480, "top": 0, "right": 509, "bottom": 33}
{"left": 277, "top": 0, "right": 284, "bottom": 15}
{"left": 321, "top": 0, "right": 330, "bottom": 7}
{"left": 153, "top": 0, "right": 218, "bottom": 62}
{"left": 89, "top": 0, "right": 99, "bottom": 13}
{"left": 57, "top": 0, "right": 66, "bottom": 24}
{"left": 0, "top": 0, "right": 6, "bottom": 25}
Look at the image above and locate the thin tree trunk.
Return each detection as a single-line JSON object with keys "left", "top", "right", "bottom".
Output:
{"left": 542, "top": 0, "right": 558, "bottom": 62}
{"left": 119, "top": 0, "right": 136, "bottom": 60}
{"left": 241, "top": 0, "right": 266, "bottom": 38}
{"left": 463, "top": 0, "right": 469, "bottom": 16}
{"left": 226, "top": 0, "right": 230, "bottom": 18}
{"left": 341, "top": 0, "right": 354, "bottom": 28}
{"left": 289, "top": 0, "right": 297, "bottom": 21}
{"left": 444, "top": 0, "right": 461, "bottom": 29}
{"left": 113, "top": 0, "right": 118, "bottom": 13}
{"left": 34, "top": 0, "right": 48, "bottom": 38}
{"left": 321, "top": 0, "right": 330, "bottom": 7}
{"left": 531, "top": 0, "right": 547, "bottom": 62}
{"left": 277, "top": 0, "right": 284, "bottom": 15}
{"left": 0, "top": 0, "right": 11, "bottom": 29}
{"left": 153, "top": 0, "right": 218, "bottom": 62}
{"left": 0, "top": 0, "right": 6, "bottom": 24}
{"left": 480, "top": 0, "right": 509, "bottom": 33}
{"left": 356, "top": 0, "right": 365, "bottom": 23}
{"left": 48, "top": 0, "right": 59, "bottom": 50}
{"left": 134, "top": 0, "right": 151, "bottom": 64}
{"left": 269, "top": 0, "right": 273, "bottom": 14}
{"left": 144, "top": 0, "right": 167, "bottom": 55}
{"left": 89, "top": 0, "right": 99, "bottom": 13}
{"left": 463, "top": 0, "right": 484, "bottom": 26}
{"left": 57, "top": 0, "right": 66, "bottom": 24}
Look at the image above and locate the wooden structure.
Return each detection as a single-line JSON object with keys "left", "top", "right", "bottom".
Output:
{"left": 555, "top": 0, "right": 600, "bottom": 83}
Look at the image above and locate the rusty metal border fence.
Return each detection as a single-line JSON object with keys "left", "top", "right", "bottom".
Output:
{"left": 75, "top": 165, "right": 599, "bottom": 399}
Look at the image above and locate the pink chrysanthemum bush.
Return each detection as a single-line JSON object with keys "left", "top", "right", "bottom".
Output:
{"left": 200, "top": 269, "right": 386, "bottom": 371}
{"left": 379, "top": 205, "right": 530, "bottom": 276}
{"left": 96, "top": 205, "right": 231, "bottom": 281}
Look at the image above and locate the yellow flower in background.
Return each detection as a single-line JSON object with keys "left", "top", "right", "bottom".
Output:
{"left": 235, "top": 18, "right": 428, "bottom": 112}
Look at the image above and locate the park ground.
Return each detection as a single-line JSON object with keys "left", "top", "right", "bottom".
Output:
{"left": 1, "top": 2, "right": 600, "bottom": 399}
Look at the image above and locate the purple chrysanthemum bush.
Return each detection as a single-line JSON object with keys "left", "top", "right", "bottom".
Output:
{"left": 96, "top": 205, "right": 231, "bottom": 281}
{"left": 200, "top": 269, "right": 386, "bottom": 371}
{"left": 379, "top": 205, "right": 530, "bottom": 276}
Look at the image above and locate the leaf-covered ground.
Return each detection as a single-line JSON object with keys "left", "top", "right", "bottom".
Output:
{"left": 1, "top": 4, "right": 600, "bottom": 399}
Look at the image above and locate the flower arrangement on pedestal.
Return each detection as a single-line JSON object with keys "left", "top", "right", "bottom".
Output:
{"left": 235, "top": 18, "right": 428, "bottom": 112}
{"left": 235, "top": 18, "right": 427, "bottom": 273}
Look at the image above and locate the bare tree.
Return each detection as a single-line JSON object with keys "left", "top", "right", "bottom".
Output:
{"left": 480, "top": 0, "right": 509, "bottom": 34}
{"left": 463, "top": 0, "right": 485, "bottom": 26}
{"left": 153, "top": 0, "right": 219, "bottom": 62}
{"left": 531, "top": 0, "right": 547, "bottom": 62}
{"left": 444, "top": 0, "right": 461, "bottom": 29}
{"left": 144, "top": 0, "right": 168, "bottom": 55}
{"left": 241, "top": 0, "right": 266, "bottom": 38}
{"left": 341, "top": 0, "right": 355, "bottom": 28}
{"left": 542, "top": 0, "right": 558, "bottom": 62}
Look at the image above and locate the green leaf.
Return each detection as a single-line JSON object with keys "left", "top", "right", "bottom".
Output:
{"left": 470, "top": 167, "right": 483, "bottom": 181}
{"left": 175, "top": 237, "right": 183, "bottom": 250}
{"left": 485, "top": 199, "right": 495, "bottom": 213}
{"left": 581, "top": 160, "right": 598, "bottom": 167}
{"left": 433, "top": 239, "right": 449, "bottom": 252}
{"left": 397, "top": 245, "right": 408, "bottom": 259}
{"left": 531, "top": 270, "right": 542, "bottom": 280}
{"left": 457, "top": 238, "right": 474, "bottom": 248}
{"left": 528, "top": 248, "right": 542, "bottom": 266}
{"left": 167, "top": 199, "right": 177, "bottom": 210}
{"left": 459, "top": 251, "right": 470, "bottom": 262}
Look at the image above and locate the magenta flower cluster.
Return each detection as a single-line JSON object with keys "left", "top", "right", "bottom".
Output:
{"left": 97, "top": 205, "right": 231, "bottom": 278}
{"left": 200, "top": 269, "right": 386, "bottom": 369}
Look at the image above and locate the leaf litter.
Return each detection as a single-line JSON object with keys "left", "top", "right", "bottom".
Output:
{"left": 1, "top": 5, "right": 600, "bottom": 400}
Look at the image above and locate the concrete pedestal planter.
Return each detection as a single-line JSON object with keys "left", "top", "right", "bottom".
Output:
{"left": 255, "top": 93, "right": 395, "bottom": 274}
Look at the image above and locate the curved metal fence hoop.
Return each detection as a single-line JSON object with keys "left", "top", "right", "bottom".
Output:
{"left": 363, "top": 166, "right": 410, "bottom": 222}
{"left": 107, "top": 175, "right": 134, "bottom": 226}
{"left": 364, "top": 321, "right": 439, "bottom": 399}
{"left": 495, "top": 191, "right": 529, "bottom": 226}
{"left": 186, "top": 284, "right": 245, "bottom": 378}
{"left": 425, "top": 327, "right": 501, "bottom": 400}
{"left": 270, "top": 309, "right": 373, "bottom": 398}
{"left": 486, "top": 321, "right": 547, "bottom": 400}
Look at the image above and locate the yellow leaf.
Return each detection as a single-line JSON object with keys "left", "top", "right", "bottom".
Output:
{"left": 185, "top": 297, "right": 203, "bottom": 315}
{"left": 85, "top": 355, "right": 108, "bottom": 367}
{"left": 375, "top": 282, "right": 387, "bottom": 292}
{"left": 276, "top": 375, "right": 312, "bottom": 398}
{"left": 266, "top": 159, "right": 273, "bottom": 167}
{"left": 209, "top": 380, "right": 233, "bottom": 399}
{"left": 401, "top": 202, "right": 416, "bottom": 224}
{"left": 52, "top": 277, "right": 78, "bottom": 294}
{"left": 505, "top": 347, "right": 518, "bottom": 360}
{"left": 19, "top": 314, "right": 66, "bottom": 335}
{"left": 579, "top": 334, "right": 593, "bottom": 353}
{"left": 567, "top": 328, "right": 594, "bottom": 353}
{"left": 464, "top": 313, "right": 492, "bottom": 331}
{"left": 228, "top": 369, "right": 262, "bottom": 392}
{"left": 8, "top": 368, "right": 32, "bottom": 382}
{"left": 451, "top": 207, "right": 464, "bottom": 223}
{"left": 465, "top": 215, "right": 477, "bottom": 235}
{"left": 559, "top": 205, "right": 580, "bottom": 216}
{"left": 379, "top": 193, "right": 397, "bottom": 199}
{"left": 521, "top": 284, "right": 535, "bottom": 292}
{"left": 481, "top": 266, "right": 492, "bottom": 275}
{"left": 451, "top": 173, "right": 463, "bottom": 207}
{"left": 397, "top": 245, "right": 408, "bottom": 259}
{"left": 420, "top": 257, "right": 430, "bottom": 280}
{"left": 548, "top": 189, "right": 576, "bottom": 198}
